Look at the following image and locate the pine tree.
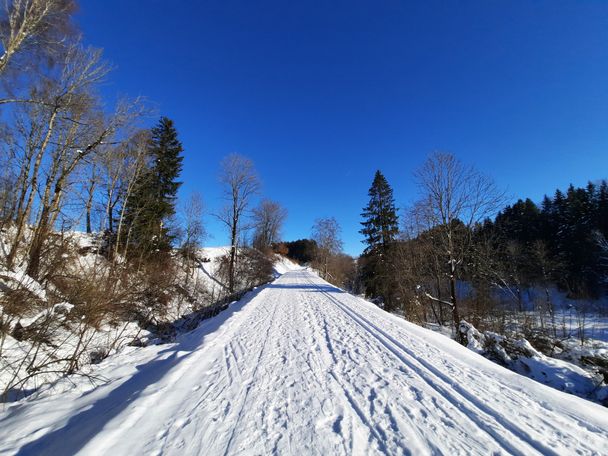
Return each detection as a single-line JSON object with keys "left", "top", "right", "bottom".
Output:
{"left": 359, "top": 170, "right": 399, "bottom": 308}
{"left": 122, "top": 117, "right": 184, "bottom": 255}
{"left": 597, "top": 180, "right": 608, "bottom": 237}
{"left": 360, "top": 170, "right": 399, "bottom": 254}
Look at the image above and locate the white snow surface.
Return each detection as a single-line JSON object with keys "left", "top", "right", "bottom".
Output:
{"left": 272, "top": 254, "right": 302, "bottom": 276}
{"left": 1, "top": 270, "right": 608, "bottom": 455}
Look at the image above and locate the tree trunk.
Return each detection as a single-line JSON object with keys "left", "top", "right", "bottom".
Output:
{"left": 86, "top": 207, "right": 92, "bottom": 234}
{"left": 436, "top": 273, "right": 444, "bottom": 325}
{"left": 26, "top": 223, "right": 46, "bottom": 279}
{"left": 7, "top": 108, "right": 59, "bottom": 269}
{"left": 229, "top": 221, "right": 237, "bottom": 294}
{"left": 85, "top": 177, "right": 96, "bottom": 234}
{"left": 449, "top": 261, "right": 464, "bottom": 344}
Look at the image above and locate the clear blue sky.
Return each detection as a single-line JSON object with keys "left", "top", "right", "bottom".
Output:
{"left": 77, "top": 1, "right": 608, "bottom": 256}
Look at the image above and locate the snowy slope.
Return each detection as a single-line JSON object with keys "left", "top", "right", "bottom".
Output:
{"left": 1, "top": 270, "right": 607, "bottom": 455}
{"left": 272, "top": 254, "right": 302, "bottom": 275}
{"left": 191, "top": 246, "right": 231, "bottom": 295}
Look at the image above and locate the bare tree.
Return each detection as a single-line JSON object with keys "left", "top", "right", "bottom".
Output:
{"left": 396, "top": 208, "right": 451, "bottom": 324}
{"left": 0, "top": 0, "right": 76, "bottom": 92}
{"left": 252, "top": 199, "right": 287, "bottom": 251}
{"left": 312, "top": 217, "right": 343, "bottom": 280}
{"left": 413, "top": 152, "right": 505, "bottom": 341}
{"left": 3, "top": 43, "right": 144, "bottom": 279}
{"left": 98, "top": 129, "right": 149, "bottom": 256}
{"left": 0, "top": 0, "right": 74, "bottom": 71}
{"left": 180, "top": 192, "right": 206, "bottom": 264}
{"left": 216, "top": 153, "right": 260, "bottom": 293}
{"left": 0, "top": 131, "right": 16, "bottom": 228}
{"left": 5, "top": 44, "right": 108, "bottom": 266}
{"left": 73, "top": 102, "right": 147, "bottom": 239}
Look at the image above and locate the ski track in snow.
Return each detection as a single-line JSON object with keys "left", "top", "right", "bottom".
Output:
{"left": 1, "top": 270, "right": 608, "bottom": 455}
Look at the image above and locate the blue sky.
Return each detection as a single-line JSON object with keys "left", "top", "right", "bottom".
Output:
{"left": 77, "top": 1, "right": 608, "bottom": 256}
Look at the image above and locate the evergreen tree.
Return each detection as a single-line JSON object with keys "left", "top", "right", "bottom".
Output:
{"left": 557, "top": 184, "right": 599, "bottom": 296}
{"left": 494, "top": 198, "right": 541, "bottom": 247}
{"left": 283, "top": 239, "right": 318, "bottom": 264}
{"left": 359, "top": 170, "right": 399, "bottom": 308}
{"left": 597, "top": 181, "right": 608, "bottom": 237}
{"left": 492, "top": 198, "right": 543, "bottom": 289}
{"left": 122, "top": 117, "right": 184, "bottom": 255}
{"left": 360, "top": 170, "right": 399, "bottom": 253}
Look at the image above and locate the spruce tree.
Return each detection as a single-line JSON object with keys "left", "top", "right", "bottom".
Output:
{"left": 359, "top": 170, "right": 399, "bottom": 308}
{"left": 360, "top": 170, "right": 399, "bottom": 254}
{"left": 597, "top": 181, "right": 608, "bottom": 237}
{"left": 123, "top": 117, "right": 184, "bottom": 255}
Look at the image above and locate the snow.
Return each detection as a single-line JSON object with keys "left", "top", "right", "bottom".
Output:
{"left": 189, "top": 246, "right": 232, "bottom": 295}
{"left": 459, "top": 320, "right": 608, "bottom": 403}
{"left": 0, "top": 268, "right": 48, "bottom": 302}
{"left": 0, "top": 242, "right": 294, "bottom": 399}
{"left": 271, "top": 254, "right": 302, "bottom": 276}
{"left": 1, "top": 270, "right": 607, "bottom": 455}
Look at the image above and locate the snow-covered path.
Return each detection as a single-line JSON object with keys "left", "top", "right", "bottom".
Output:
{"left": 2, "top": 270, "right": 608, "bottom": 455}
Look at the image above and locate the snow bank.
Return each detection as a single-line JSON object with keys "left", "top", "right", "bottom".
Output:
{"left": 459, "top": 320, "right": 608, "bottom": 404}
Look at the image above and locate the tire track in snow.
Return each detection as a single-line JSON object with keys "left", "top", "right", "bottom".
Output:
{"left": 282, "top": 292, "right": 350, "bottom": 455}
{"left": 144, "top": 288, "right": 286, "bottom": 455}
{"left": 303, "top": 292, "right": 484, "bottom": 454}
{"left": 300, "top": 278, "right": 495, "bottom": 454}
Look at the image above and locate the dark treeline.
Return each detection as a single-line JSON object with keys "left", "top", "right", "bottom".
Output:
{"left": 274, "top": 226, "right": 357, "bottom": 290}
{"left": 276, "top": 239, "right": 318, "bottom": 264}
{"left": 357, "top": 153, "right": 607, "bottom": 342}
{"left": 482, "top": 181, "right": 608, "bottom": 300}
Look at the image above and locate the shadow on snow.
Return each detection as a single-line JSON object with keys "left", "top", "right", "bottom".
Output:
{"left": 5, "top": 285, "right": 268, "bottom": 456}
{"left": 266, "top": 283, "right": 345, "bottom": 293}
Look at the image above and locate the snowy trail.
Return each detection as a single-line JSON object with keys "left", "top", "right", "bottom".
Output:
{"left": 1, "top": 270, "right": 608, "bottom": 455}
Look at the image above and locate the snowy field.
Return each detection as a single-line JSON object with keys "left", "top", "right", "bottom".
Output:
{"left": 1, "top": 270, "right": 608, "bottom": 455}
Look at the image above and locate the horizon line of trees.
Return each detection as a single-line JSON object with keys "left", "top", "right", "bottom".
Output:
{"left": 355, "top": 152, "right": 607, "bottom": 343}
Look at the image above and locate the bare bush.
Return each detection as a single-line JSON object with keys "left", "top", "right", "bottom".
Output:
{"left": 216, "top": 247, "right": 273, "bottom": 295}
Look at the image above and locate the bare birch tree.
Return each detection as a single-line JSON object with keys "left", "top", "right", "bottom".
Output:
{"left": 0, "top": 0, "right": 76, "bottom": 98}
{"left": 97, "top": 129, "right": 150, "bottom": 254}
{"left": 4, "top": 43, "right": 144, "bottom": 279}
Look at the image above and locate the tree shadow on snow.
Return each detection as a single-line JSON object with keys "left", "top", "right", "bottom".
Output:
{"left": 10, "top": 285, "right": 266, "bottom": 456}
{"left": 266, "top": 283, "right": 345, "bottom": 293}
